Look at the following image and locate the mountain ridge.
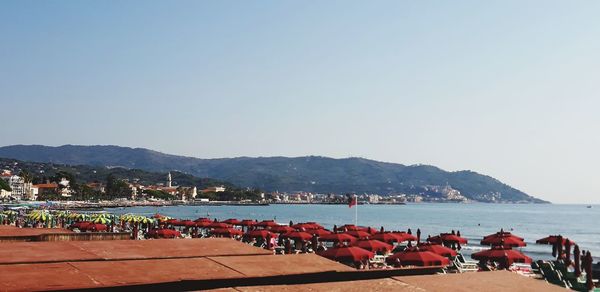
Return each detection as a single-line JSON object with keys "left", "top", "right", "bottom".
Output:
{"left": 0, "top": 144, "right": 548, "bottom": 203}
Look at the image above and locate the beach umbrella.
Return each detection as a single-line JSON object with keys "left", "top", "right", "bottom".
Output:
{"left": 305, "top": 222, "right": 325, "bottom": 229}
{"left": 483, "top": 230, "right": 524, "bottom": 241}
{"left": 306, "top": 229, "right": 332, "bottom": 237}
{"left": 270, "top": 225, "right": 295, "bottom": 234}
{"left": 471, "top": 246, "right": 532, "bottom": 266}
{"left": 291, "top": 223, "right": 321, "bottom": 230}
{"left": 166, "top": 219, "right": 181, "bottom": 224}
{"left": 317, "top": 246, "right": 374, "bottom": 262}
{"left": 343, "top": 230, "right": 371, "bottom": 239}
{"left": 536, "top": 235, "right": 572, "bottom": 245}
{"left": 28, "top": 210, "right": 51, "bottom": 222}
{"left": 221, "top": 218, "right": 242, "bottom": 225}
{"left": 410, "top": 243, "right": 457, "bottom": 257}
{"left": 70, "top": 221, "right": 91, "bottom": 230}
{"left": 84, "top": 223, "right": 108, "bottom": 232}
{"left": 240, "top": 219, "right": 257, "bottom": 227}
{"left": 353, "top": 239, "right": 393, "bottom": 253}
{"left": 372, "top": 232, "right": 404, "bottom": 244}
{"left": 172, "top": 220, "right": 193, "bottom": 227}
{"left": 481, "top": 235, "right": 526, "bottom": 248}
{"left": 194, "top": 221, "right": 212, "bottom": 228}
{"left": 336, "top": 224, "right": 374, "bottom": 233}
{"left": 208, "top": 222, "right": 231, "bottom": 229}
{"left": 318, "top": 233, "right": 357, "bottom": 243}
{"left": 147, "top": 228, "right": 181, "bottom": 239}
{"left": 435, "top": 233, "right": 468, "bottom": 244}
{"left": 244, "top": 229, "right": 276, "bottom": 239}
{"left": 392, "top": 232, "right": 418, "bottom": 242}
{"left": 255, "top": 220, "right": 279, "bottom": 228}
{"left": 120, "top": 214, "right": 137, "bottom": 223}
{"left": 386, "top": 250, "right": 450, "bottom": 267}
{"left": 281, "top": 231, "right": 313, "bottom": 241}
{"left": 92, "top": 216, "right": 111, "bottom": 224}
{"left": 211, "top": 228, "right": 243, "bottom": 238}
{"left": 136, "top": 216, "right": 155, "bottom": 225}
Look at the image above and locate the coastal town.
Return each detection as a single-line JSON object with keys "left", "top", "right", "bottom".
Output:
{"left": 1, "top": 164, "right": 474, "bottom": 206}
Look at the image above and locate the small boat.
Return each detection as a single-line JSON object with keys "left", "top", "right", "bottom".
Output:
{"left": 587, "top": 205, "right": 592, "bottom": 208}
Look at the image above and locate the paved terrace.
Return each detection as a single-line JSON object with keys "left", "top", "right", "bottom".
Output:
{"left": 0, "top": 237, "right": 564, "bottom": 291}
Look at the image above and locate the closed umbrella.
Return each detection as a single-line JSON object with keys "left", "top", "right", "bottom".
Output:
{"left": 574, "top": 244, "right": 581, "bottom": 277}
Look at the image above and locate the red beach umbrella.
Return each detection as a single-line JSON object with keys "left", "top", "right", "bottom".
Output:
{"left": 343, "top": 230, "right": 371, "bottom": 239}
{"left": 148, "top": 229, "right": 181, "bottom": 239}
{"left": 411, "top": 243, "right": 457, "bottom": 257}
{"left": 256, "top": 220, "right": 278, "bottom": 228}
{"left": 306, "top": 229, "right": 332, "bottom": 237}
{"left": 208, "top": 222, "right": 231, "bottom": 229}
{"left": 211, "top": 228, "right": 243, "bottom": 238}
{"left": 353, "top": 239, "right": 393, "bottom": 253}
{"left": 335, "top": 224, "right": 366, "bottom": 232}
{"left": 244, "top": 229, "right": 276, "bottom": 239}
{"left": 291, "top": 223, "right": 321, "bottom": 230}
{"left": 471, "top": 246, "right": 532, "bottom": 265}
{"left": 221, "top": 218, "right": 242, "bottom": 225}
{"left": 269, "top": 225, "right": 295, "bottom": 234}
{"left": 484, "top": 230, "right": 524, "bottom": 241}
{"left": 240, "top": 219, "right": 257, "bottom": 227}
{"left": 184, "top": 220, "right": 197, "bottom": 227}
{"left": 386, "top": 250, "right": 450, "bottom": 267}
{"left": 438, "top": 233, "right": 468, "bottom": 244}
{"left": 319, "top": 233, "right": 357, "bottom": 243}
{"left": 317, "top": 246, "right": 374, "bottom": 262}
{"left": 70, "top": 221, "right": 91, "bottom": 230}
{"left": 166, "top": 219, "right": 182, "bottom": 225}
{"left": 85, "top": 223, "right": 108, "bottom": 232}
{"left": 481, "top": 236, "right": 526, "bottom": 248}
{"left": 392, "top": 232, "right": 418, "bottom": 242}
{"left": 195, "top": 221, "right": 211, "bottom": 228}
{"left": 536, "top": 235, "right": 572, "bottom": 245}
{"left": 305, "top": 222, "right": 325, "bottom": 229}
{"left": 281, "top": 231, "right": 313, "bottom": 241}
{"left": 372, "top": 232, "right": 404, "bottom": 244}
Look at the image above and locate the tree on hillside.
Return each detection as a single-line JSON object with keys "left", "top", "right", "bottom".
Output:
{"left": 0, "top": 179, "right": 11, "bottom": 191}
{"left": 105, "top": 174, "right": 132, "bottom": 199}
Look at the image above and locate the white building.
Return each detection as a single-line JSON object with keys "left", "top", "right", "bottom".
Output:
{"left": 1, "top": 174, "right": 25, "bottom": 200}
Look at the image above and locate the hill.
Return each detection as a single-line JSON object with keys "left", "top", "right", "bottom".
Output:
{"left": 0, "top": 144, "right": 547, "bottom": 203}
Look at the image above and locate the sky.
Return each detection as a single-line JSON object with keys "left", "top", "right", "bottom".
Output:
{"left": 1, "top": 1, "right": 599, "bottom": 203}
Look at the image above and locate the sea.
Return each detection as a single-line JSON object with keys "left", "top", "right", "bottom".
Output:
{"left": 104, "top": 203, "right": 600, "bottom": 261}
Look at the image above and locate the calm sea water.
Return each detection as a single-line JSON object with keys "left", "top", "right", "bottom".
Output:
{"left": 104, "top": 203, "right": 600, "bottom": 261}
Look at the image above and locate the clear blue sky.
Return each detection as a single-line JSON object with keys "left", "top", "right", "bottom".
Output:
{"left": 1, "top": 1, "right": 599, "bottom": 203}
